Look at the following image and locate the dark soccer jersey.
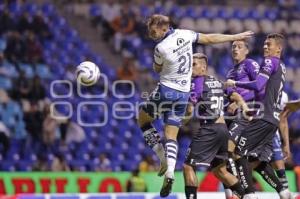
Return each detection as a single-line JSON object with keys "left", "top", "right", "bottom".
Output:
{"left": 190, "top": 75, "right": 224, "bottom": 123}
{"left": 259, "top": 57, "right": 286, "bottom": 126}
{"left": 225, "top": 58, "right": 259, "bottom": 102}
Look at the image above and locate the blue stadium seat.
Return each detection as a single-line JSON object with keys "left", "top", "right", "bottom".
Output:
{"left": 36, "top": 64, "right": 52, "bottom": 78}
{"left": 41, "top": 3, "right": 55, "bottom": 16}
{"left": 19, "top": 63, "right": 34, "bottom": 78}
{"left": 69, "top": 160, "right": 88, "bottom": 171}
{"left": 89, "top": 4, "right": 101, "bottom": 17}
{"left": 1, "top": 161, "right": 16, "bottom": 171}
{"left": 0, "top": 38, "right": 7, "bottom": 51}
{"left": 264, "top": 9, "right": 278, "bottom": 20}
{"left": 17, "top": 161, "right": 32, "bottom": 171}
{"left": 232, "top": 8, "right": 247, "bottom": 19}
{"left": 184, "top": 6, "right": 198, "bottom": 18}
{"left": 0, "top": 76, "right": 12, "bottom": 90}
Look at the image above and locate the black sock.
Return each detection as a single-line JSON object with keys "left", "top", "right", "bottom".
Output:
{"left": 229, "top": 181, "right": 245, "bottom": 198}
{"left": 185, "top": 186, "right": 197, "bottom": 199}
{"left": 141, "top": 123, "right": 160, "bottom": 148}
{"left": 276, "top": 169, "right": 289, "bottom": 189}
{"left": 255, "top": 162, "right": 283, "bottom": 193}
{"left": 236, "top": 157, "right": 255, "bottom": 194}
{"left": 223, "top": 157, "right": 238, "bottom": 194}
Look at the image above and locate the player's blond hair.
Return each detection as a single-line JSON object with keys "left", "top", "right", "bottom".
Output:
{"left": 146, "top": 14, "right": 170, "bottom": 28}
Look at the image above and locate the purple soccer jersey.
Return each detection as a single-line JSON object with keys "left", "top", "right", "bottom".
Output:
{"left": 235, "top": 56, "right": 286, "bottom": 126}
{"left": 190, "top": 75, "right": 224, "bottom": 123}
{"left": 225, "top": 58, "right": 260, "bottom": 102}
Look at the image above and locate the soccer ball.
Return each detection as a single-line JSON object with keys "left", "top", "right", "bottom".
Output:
{"left": 76, "top": 61, "right": 100, "bottom": 86}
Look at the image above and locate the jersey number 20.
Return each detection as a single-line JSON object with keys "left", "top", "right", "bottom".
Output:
{"left": 211, "top": 96, "right": 224, "bottom": 112}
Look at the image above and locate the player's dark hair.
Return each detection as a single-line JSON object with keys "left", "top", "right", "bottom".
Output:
{"left": 267, "top": 33, "right": 285, "bottom": 47}
{"left": 147, "top": 14, "right": 170, "bottom": 28}
{"left": 232, "top": 40, "right": 249, "bottom": 49}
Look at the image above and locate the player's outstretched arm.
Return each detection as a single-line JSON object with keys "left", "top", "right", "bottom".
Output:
{"left": 197, "top": 31, "right": 254, "bottom": 44}
{"left": 229, "top": 92, "right": 249, "bottom": 111}
{"left": 285, "top": 99, "right": 300, "bottom": 112}
{"left": 229, "top": 92, "right": 253, "bottom": 121}
{"left": 224, "top": 74, "right": 268, "bottom": 92}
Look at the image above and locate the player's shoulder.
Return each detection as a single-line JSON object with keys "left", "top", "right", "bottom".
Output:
{"left": 263, "top": 56, "right": 280, "bottom": 66}
{"left": 154, "top": 42, "right": 165, "bottom": 54}
{"left": 244, "top": 58, "right": 258, "bottom": 65}
{"left": 206, "top": 75, "right": 220, "bottom": 82}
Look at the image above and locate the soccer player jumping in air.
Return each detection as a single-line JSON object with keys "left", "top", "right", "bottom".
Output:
{"left": 137, "top": 14, "right": 254, "bottom": 197}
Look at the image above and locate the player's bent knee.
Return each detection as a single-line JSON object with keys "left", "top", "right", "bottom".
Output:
{"left": 183, "top": 163, "right": 198, "bottom": 187}
{"left": 164, "top": 124, "right": 179, "bottom": 140}
{"left": 212, "top": 163, "right": 227, "bottom": 178}
{"left": 271, "top": 160, "right": 285, "bottom": 170}
{"left": 228, "top": 140, "right": 236, "bottom": 153}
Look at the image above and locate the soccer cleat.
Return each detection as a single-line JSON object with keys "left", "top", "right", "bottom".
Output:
{"left": 279, "top": 189, "right": 294, "bottom": 199}
{"left": 228, "top": 195, "right": 240, "bottom": 199}
{"left": 157, "top": 157, "right": 167, "bottom": 177}
{"left": 160, "top": 177, "right": 174, "bottom": 198}
{"left": 225, "top": 188, "right": 233, "bottom": 199}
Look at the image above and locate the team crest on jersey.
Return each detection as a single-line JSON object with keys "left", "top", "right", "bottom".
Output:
{"left": 237, "top": 64, "right": 245, "bottom": 74}
{"left": 177, "top": 38, "right": 185, "bottom": 46}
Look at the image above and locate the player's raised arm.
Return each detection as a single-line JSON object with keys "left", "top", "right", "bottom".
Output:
{"left": 197, "top": 31, "right": 254, "bottom": 44}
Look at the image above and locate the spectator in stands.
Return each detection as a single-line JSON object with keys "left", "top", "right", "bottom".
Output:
{"left": 32, "top": 154, "right": 49, "bottom": 171}
{"left": 51, "top": 153, "right": 70, "bottom": 171}
{"left": 31, "top": 12, "right": 52, "bottom": 41}
{"left": 24, "top": 31, "right": 44, "bottom": 65}
{"left": 17, "top": 12, "right": 32, "bottom": 33}
{"left": 111, "top": 4, "right": 135, "bottom": 53}
{"left": 100, "top": 0, "right": 121, "bottom": 41}
{"left": 24, "top": 102, "right": 44, "bottom": 147}
{"left": 0, "top": 9, "right": 15, "bottom": 35}
{"left": 0, "top": 52, "right": 5, "bottom": 68}
{"left": 117, "top": 57, "right": 138, "bottom": 82}
{"left": 42, "top": 104, "right": 58, "bottom": 147}
{"left": 60, "top": 119, "right": 86, "bottom": 145}
{"left": 27, "top": 75, "right": 46, "bottom": 103}
{"left": 4, "top": 31, "right": 26, "bottom": 71}
{"left": 278, "top": 0, "right": 298, "bottom": 20}
{"left": 139, "top": 155, "right": 156, "bottom": 172}
{"left": 126, "top": 169, "right": 147, "bottom": 192}
{"left": 251, "top": 25, "right": 266, "bottom": 57}
{"left": 95, "top": 153, "right": 112, "bottom": 171}
{"left": 0, "top": 121, "right": 10, "bottom": 156}
{"left": 11, "top": 70, "right": 31, "bottom": 101}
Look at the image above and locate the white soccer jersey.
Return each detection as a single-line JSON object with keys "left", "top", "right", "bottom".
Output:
{"left": 154, "top": 29, "right": 198, "bottom": 92}
{"left": 279, "top": 91, "right": 288, "bottom": 111}
{"left": 274, "top": 91, "right": 288, "bottom": 138}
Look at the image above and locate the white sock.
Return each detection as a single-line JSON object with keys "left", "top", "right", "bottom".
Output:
{"left": 165, "top": 139, "right": 178, "bottom": 179}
